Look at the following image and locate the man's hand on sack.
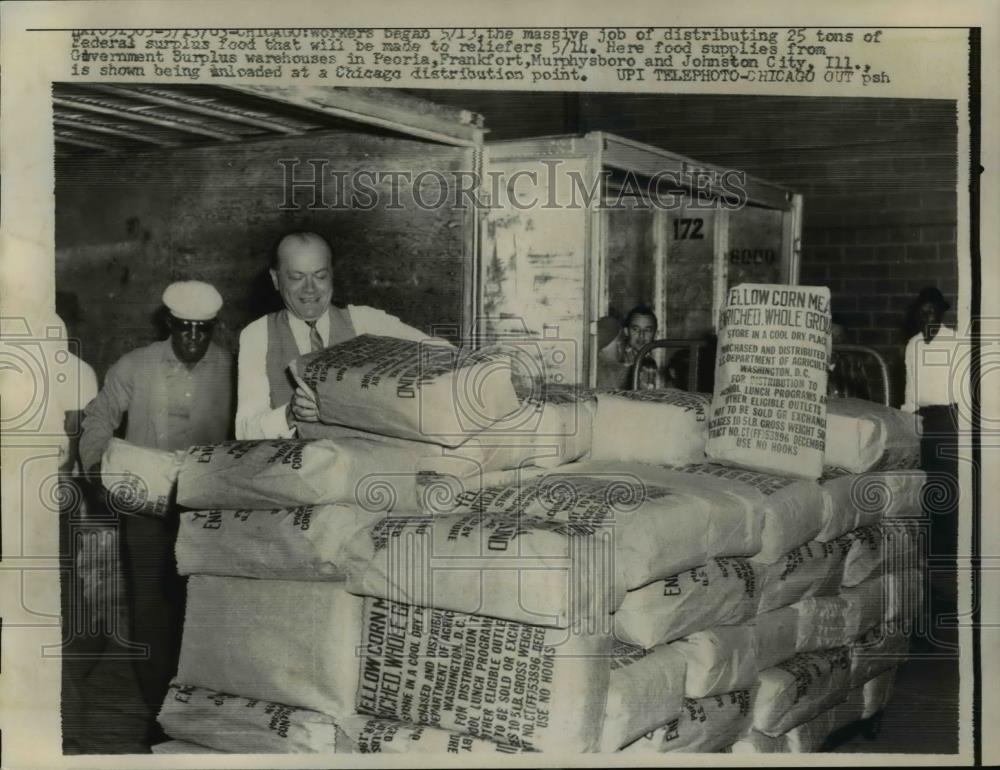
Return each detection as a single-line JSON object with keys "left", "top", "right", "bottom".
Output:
{"left": 289, "top": 386, "right": 320, "bottom": 423}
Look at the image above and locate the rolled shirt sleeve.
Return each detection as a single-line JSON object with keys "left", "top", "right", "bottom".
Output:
{"left": 348, "top": 305, "right": 432, "bottom": 342}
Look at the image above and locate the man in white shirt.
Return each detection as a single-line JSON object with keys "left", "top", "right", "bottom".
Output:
{"left": 901, "top": 287, "right": 961, "bottom": 414}
{"left": 236, "top": 231, "right": 429, "bottom": 439}
{"left": 901, "top": 286, "right": 960, "bottom": 651}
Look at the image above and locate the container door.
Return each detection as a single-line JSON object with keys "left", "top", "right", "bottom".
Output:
{"left": 479, "top": 154, "right": 594, "bottom": 385}
{"left": 598, "top": 184, "right": 664, "bottom": 390}
{"left": 603, "top": 204, "right": 659, "bottom": 323}
{"left": 725, "top": 204, "right": 789, "bottom": 288}
{"left": 663, "top": 200, "right": 719, "bottom": 340}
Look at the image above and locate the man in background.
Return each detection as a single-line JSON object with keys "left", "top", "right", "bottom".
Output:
{"left": 901, "top": 286, "right": 960, "bottom": 652}
{"left": 236, "top": 231, "right": 429, "bottom": 439}
{"left": 596, "top": 304, "right": 666, "bottom": 389}
{"left": 79, "top": 280, "right": 232, "bottom": 746}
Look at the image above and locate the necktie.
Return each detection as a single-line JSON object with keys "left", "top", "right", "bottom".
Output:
{"left": 307, "top": 320, "right": 323, "bottom": 353}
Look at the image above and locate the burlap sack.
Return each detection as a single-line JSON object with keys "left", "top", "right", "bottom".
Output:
{"left": 414, "top": 445, "right": 546, "bottom": 514}
{"left": 177, "top": 438, "right": 432, "bottom": 510}
{"left": 175, "top": 505, "right": 382, "bottom": 581}
{"left": 297, "top": 422, "right": 520, "bottom": 511}
{"left": 599, "top": 641, "right": 687, "bottom": 751}
{"left": 791, "top": 595, "right": 856, "bottom": 654}
{"left": 411, "top": 383, "right": 596, "bottom": 475}
{"left": 614, "top": 558, "right": 763, "bottom": 648}
{"left": 335, "top": 715, "right": 520, "bottom": 754}
{"left": 158, "top": 682, "right": 339, "bottom": 753}
{"left": 621, "top": 689, "right": 755, "bottom": 753}
{"left": 524, "top": 383, "right": 597, "bottom": 468}
{"left": 752, "top": 479, "right": 825, "bottom": 564}
{"left": 833, "top": 569, "right": 922, "bottom": 635}
{"left": 792, "top": 574, "right": 895, "bottom": 654}
{"left": 824, "top": 398, "right": 921, "bottom": 473}
{"left": 295, "top": 420, "right": 416, "bottom": 442}
{"left": 671, "top": 625, "right": 760, "bottom": 699}
{"left": 818, "top": 469, "right": 926, "bottom": 541}
{"left": 732, "top": 686, "right": 865, "bottom": 753}
{"left": 839, "top": 524, "right": 920, "bottom": 587}
{"left": 591, "top": 390, "right": 711, "bottom": 466}
{"left": 667, "top": 463, "right": 824, "bottom": 563}
{"left": 707, "top": 284, "right": 831, "bottom": 480}
{"left": 101, "top": 438, "right": 184, "bottom": 517}
{"left": 290, "top": 335, "right": 522, "bottom": 447}
{"left": 849, "top": 623, "right": 909, "bottom": 687}
{"left": 750, "top": 606, "right": 800, "bottom": 672}
{"left": 753, "top": 647, "right": 852, "bottom": 736}
{"left": 177, "top": 576, "right": 363, "bottom": 718}
{"left": 341, "top": 511, "right": 624, "bottom": 628}
{"left": 300, "top": 421, "right": 540, "bottom": 482}
{"left": 355, "top": 597, "right": 611, "bottom": 752}
{"left": 417, "top": 466, "right": 547, "bottom": 516}
{"left": 758, "top": 539, "right": 849, "bottom": 614}
{"left": 523, "top": 462, "right": 763, "bottom": 590}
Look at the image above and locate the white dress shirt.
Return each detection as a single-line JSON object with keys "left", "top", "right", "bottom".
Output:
{"left": 901, "top": 325, "right": 962, "bottom": 412}
{"left": 235, "top": 305, "right": 433, "bottom": 439}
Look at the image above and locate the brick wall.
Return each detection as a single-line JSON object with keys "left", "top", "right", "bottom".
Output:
{"left": 799, "top": 190, "right": 957, "bottom": 403}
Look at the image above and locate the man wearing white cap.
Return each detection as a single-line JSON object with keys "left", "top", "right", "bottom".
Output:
{"left": 79, "top": 280, "right": 233, "bottom": 746}
{"left": 236, "top": 231, "right": 429, "bottom": 439}
{"left": 81, "top": 280, "right": 232, "bottom": 469}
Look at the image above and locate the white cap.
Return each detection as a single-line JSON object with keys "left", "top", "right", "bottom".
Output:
{"left": 162, "top": 281, "right": 223, "bottom": 321}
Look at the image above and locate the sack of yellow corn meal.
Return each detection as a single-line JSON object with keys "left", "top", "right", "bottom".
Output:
{"left": 158, "top": 682, "right": 339, "bottom": 753}
{"left": 355, "top": 597, "right": 611, "bottom": 752}
{"left": 177, "top": 437, "right": 431, "bottom": 510}
{"left": 707, "top": 284, "right": 832, "bottom": 480}
{"left": 290, "top": 335, "right": 521, "bottom": 447}
{"left": 614, "top": 558, "right": 763, "bottom": 648}
{"left": 599, "top": 641, "right": 687, "bottom": 751}
{"left": 101, "top": 438, "right": 183, "bottom": 517}
{"left": 176, "top": 576, "right": 363, "bottom": 718}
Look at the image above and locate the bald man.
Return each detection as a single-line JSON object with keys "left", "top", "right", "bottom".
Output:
{"left": 236, "top": 231, "right": 430, "bottom": 439}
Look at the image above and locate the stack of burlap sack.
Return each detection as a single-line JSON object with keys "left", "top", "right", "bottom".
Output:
{"left": 104, "top": 331, "right": 923, "bottom": 755}
{"left": 430, "top": 391, "right": 924, "bottom": 754}
{"left": 147, "top": 334, "right": 616, "bottom": 755}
